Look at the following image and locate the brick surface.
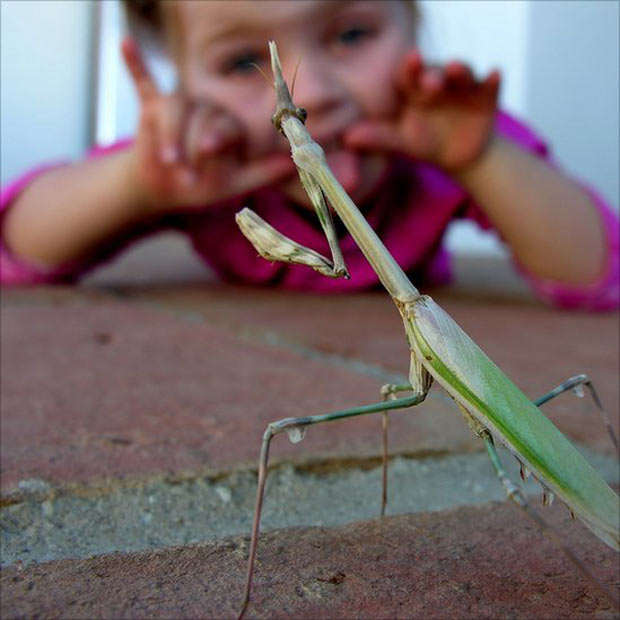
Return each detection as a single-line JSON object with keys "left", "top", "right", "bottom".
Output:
{"left": 1, "top": 296, "right": 474, "bottom": 496}
{"left": 2, "top": 284, "right": 618, "bottom": 499}
{"left": 1, "top": 257, "right": 619, "bottom": 620}
{"left": 125, "top": 284, "right": 620, "bottom": 450}
{"left": 1, "top": 501, "right": 617, "bottom": 619}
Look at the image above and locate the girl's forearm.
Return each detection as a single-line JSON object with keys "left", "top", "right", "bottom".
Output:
{"left": 2, "top": 149, "right": 156, "bottom": 268}
{"left": 455, "top": 136, "right": 606, "bottom": 285}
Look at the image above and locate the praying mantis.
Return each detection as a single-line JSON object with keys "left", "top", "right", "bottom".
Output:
{"left": 234, "top": 41, "right": 619, "bottom": 618}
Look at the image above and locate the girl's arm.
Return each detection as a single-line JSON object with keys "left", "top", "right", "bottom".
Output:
{"left": 454, "top": 134, "right": 606, "bottom": 285}
{"left": 1, "top": 38, "right": 294, "bottom": 279}
{"left": 344, "top": 51, "right": 613, "bottom": 287}
{"left": 2, "top": 148, "right": 152, "bottom": 268}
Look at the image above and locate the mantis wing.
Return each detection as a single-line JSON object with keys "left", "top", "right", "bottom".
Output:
{"left": 404, "top": 295, "right": 619, "bottom": 551}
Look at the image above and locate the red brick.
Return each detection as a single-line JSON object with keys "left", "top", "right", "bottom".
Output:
{"left": 1, "top": 299, "right": 473, "bottom": 495}
{"left": 126, "top": 285, "right": 620, "bottom": 451}
{"left": 1, "top": 501, "right": 617, "bottom": 618}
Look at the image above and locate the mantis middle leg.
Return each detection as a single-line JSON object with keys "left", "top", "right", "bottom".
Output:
{"left": 238, "top": 391, "right": 427, "bottom": 619}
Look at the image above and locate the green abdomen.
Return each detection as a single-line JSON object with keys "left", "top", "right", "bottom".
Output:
{"left": 405, "top": 296, "right": 619, "bottom": 550}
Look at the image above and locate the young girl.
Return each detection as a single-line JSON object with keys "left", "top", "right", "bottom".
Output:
{"left": 1, "top": 0, "right": 618, "bottom": 310}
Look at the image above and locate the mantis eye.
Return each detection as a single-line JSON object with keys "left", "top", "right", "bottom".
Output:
{"left": 295, "top": 107, "right": 307, "bottom": 123}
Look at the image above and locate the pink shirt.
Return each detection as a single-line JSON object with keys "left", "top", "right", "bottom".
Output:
{"left": 1, "top": 111, "right": 618, "bottom": 310}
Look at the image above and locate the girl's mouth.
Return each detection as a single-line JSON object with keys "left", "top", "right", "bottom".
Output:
{"left": 278, "top": 136, "right": 386, "bottom": 208}
{"left": 314, "top": 136, "right": 362, "bottom": 195}
{"left": 324, "top": 147, "right": 361, "bottom": 196}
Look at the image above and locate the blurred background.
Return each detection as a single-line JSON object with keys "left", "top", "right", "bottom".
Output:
{"left": 1, "top": 0, "right": 618, "bottom": 274}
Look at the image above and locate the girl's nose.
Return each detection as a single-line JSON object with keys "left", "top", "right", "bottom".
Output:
{"left": 286, "top": 58, "right": 342, "bottom": 120}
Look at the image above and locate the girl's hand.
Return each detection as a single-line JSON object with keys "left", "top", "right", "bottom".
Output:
{"left": 121, "top": 38, "right": 295, "bottom": 213}
{"left": 344, "top": 50, "right": 501, "bottom": 173}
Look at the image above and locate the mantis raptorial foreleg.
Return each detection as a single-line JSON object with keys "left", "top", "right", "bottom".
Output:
{"left": 297, "top": 168, "right": 349, "bottom": 278}
{"left": 237, "top": 207, "right": 347, "bottom": 278}
{"left": 237, "top": 171, "right": 349, "bottom": 279}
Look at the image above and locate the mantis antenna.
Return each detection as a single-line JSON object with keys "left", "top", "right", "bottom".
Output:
{"left": 290, "top": 55, "right": 303, "bottom": 99}
{"left": 249, "top": 63, "right": 274, "bottom": 90}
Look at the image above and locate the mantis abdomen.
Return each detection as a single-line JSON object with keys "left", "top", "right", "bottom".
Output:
{"left": 407, "top": 295, "right": 619, "bottom": 551}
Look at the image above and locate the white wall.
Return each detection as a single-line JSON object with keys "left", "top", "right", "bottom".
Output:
{"left": 526, "top": 0, "right": 619, "bottom": 207}
{"left": 1, "top": 1, "right": 618, "bottom": 259}
{"left": 419, "top": 0, "right": 619, "bottom": 256}
{"left": 93, "top": 0, "right": 175, "bottom": 146}
{"left": 419, "top": 0, "right": 530, "bottom": 116}
{"left": 0, "top": 0, "right": 93, "bottom": 184}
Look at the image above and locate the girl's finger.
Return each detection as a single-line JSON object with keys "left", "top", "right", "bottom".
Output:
{"left": 157, "top": 94, "right": 186, "bottom": 164}
{"left": 482, "top": 69, "right": 501, "bottom": 101}
{"left": 396, "top": 49, "right": 424, "bottom": 92}
{"left": 185, "top": 106, "right": 211, "bottom": 170}
{"left": 137, "top": 111, "right": 161, "bottom": 168}
{"left": 397, "top": 51, "right": 444, "bottom": 106}
{"left": 444, "top": 61, "right": 476, "bottom": 91}
{"left": 121, "top": 36, "right": 159, "bottom": 103}
{"left": 229, "top": 153, "right": 296, "bottom": 196}
{"left": 206, "top": 108, "right": 244, "bottom": 153}
{"left": 343, "top": 121, "right": 406, "bottom": 153}
{"left": 418, "top": 67, "right": 444, "bottom": 104}
{"left": 185, "top": 101, "right": 244, "bottom": 168}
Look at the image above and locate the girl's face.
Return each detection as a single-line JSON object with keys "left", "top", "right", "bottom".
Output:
{"left": 169, "top": 0, "right": 415, "bottom": 206}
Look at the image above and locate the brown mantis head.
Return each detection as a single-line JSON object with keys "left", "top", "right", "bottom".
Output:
{"left": 269, "top": 41, "right": 307, "bottom": 134}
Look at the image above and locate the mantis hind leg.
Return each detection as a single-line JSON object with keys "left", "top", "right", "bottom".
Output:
{"left": 378, "top": 354, "right": 434, "bottom": 516}
{"left": 480, "top": 430, "right": 619, "bottom": 610}
{"left": 377, "top": 373, "right": 617, "bottom": 521}
{"left": 378, "top": 383, "right": 418, "bottom": 517}
{"left": 238, "top": 393, "right": 426, "bottom": 619}
{"left": 535, "top": 374, "right": 618, "bottom": 452}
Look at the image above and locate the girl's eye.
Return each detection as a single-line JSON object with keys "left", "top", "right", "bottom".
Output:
{"left": 337, "top": 26, "right": 372, "bottom": 46}
{"left": 223, "top": 52, "right": 263, "bottom": 75}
